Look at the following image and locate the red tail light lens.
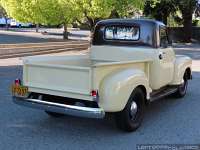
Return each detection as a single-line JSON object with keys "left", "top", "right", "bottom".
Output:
{"left": 91, "top": 90, "right": 99, "bottom": 102}
{"left": 91, "top": 90, "right": 98, "bottom": 97}
{"left": 15, "top": 79, "right": 21, "bottom": 86}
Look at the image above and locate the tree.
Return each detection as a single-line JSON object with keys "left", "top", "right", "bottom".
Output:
{"left": 177, "top": 0, "right": 196, "bottom": 42}
{"left": 144, "top": 0, "right": 177, "bottom": 25}
{"left": 1, "top": 0, "right": 145, "bottom": 38}
{"left": 144, "top": 0, "right": 197, "bottom": 42}
{"left": 0, "top": 2, "right": 9, "bottom": 29}
{"left": 75, "top": 0, "right": 113, "bottom": 31}
{"left": 1, "top": 0, "right": 79, "bottom": 39}
{"left": 0, "top": 4, "right": 6, "bottom": 18}
{"left": 34, "top": 0, "right": 78, "bottom": 39}
{"left": 75, "top": 0, "right": 144, "bottom": 31}
{"left": 1, "top": 0, "right": 42, "bottom": 32}
{"left": 111, "top": 0, "right": 144, "bottom": 18}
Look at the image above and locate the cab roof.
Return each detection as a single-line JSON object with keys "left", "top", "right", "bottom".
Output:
{"left": 92, "top": 19, "right": 166, "bottom": 48}
{"left": 96, "top": 19, "right": 166, "bottom": 27}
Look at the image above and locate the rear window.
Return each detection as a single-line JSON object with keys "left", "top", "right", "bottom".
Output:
{"left": 105, "top": 26, "right": 140, "bottom": 41}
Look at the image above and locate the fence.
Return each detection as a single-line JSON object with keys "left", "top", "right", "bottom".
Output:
{"left": 168, "top": 27, "right": 200, "bottom": 42}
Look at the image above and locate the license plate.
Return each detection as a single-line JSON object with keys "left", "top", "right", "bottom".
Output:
{"left": 11, "top": 85, "right": 28, "bottom": 97}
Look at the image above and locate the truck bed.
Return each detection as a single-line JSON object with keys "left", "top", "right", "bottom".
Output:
{"left": 23, "top": 55, "right": 94, "bottom": 100}
{"left": 23, "top": 55, "right": 151, "bottom": 101}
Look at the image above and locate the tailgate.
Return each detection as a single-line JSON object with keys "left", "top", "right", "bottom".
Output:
{"left": 23, "top": 63, "right": 92, "bottom": 97}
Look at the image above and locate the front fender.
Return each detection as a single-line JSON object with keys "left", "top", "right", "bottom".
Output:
{"left": 171, "top": 55, "right": 192, "bottom": 85}
{"left": 98, "top": 69, "right": 151, "bottom": 112}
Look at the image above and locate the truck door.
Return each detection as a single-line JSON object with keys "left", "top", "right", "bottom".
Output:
{"left": 157, "top": 27, "right": 175, "bottom": 88}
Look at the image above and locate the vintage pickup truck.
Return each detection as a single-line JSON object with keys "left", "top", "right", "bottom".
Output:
{"left": 12, "top": 19, "right": 192, "bottom": 132}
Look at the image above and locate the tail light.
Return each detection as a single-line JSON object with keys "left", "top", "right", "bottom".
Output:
{"left": 15, "top": 78, "right": 21, "bottom": 86}
{"left": 91, "top": 90, "right": 99, "bottom": 101}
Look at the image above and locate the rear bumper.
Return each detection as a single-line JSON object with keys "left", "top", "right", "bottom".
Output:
{"left": 13, "top": 96, "right": 105, "bottom": 119}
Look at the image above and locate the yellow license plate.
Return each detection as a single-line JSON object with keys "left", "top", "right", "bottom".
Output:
{"left": 11, "top": 85, "right": 28, "bottom": 97}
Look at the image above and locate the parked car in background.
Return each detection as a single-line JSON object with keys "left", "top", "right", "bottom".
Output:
{"left": 10, "top": 19, "right": 32, "bottom": 28}
{"left": 0, "top": 17, "right": 11, "bottom": 27}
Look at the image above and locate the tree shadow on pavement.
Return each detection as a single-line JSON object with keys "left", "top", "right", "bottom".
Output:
{"left": 0, "top": 33, "right": 50, "bottom": 44}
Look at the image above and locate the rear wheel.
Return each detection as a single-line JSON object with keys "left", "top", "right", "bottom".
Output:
{"left": 115, "top": 88, "right": 145, "bottom": 132}
{"left": 45, "top": 111, "right": 64, "bottom": 117}
{"left": 174, "top": 72, "right": 188, "bottom": 98}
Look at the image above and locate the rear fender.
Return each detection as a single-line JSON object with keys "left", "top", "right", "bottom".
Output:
{"left": 98, "top": 69, "right": 151, "bottom": 112}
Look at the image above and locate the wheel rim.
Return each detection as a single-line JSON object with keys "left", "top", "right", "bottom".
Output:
{"left": 130, "top": 101, "right": 138, "bottom": 119}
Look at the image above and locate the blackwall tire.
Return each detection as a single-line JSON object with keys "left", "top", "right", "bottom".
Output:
{"left": 115, "top": 88, "right": 145, "bottom": 132}
{"left": 174, "top": 72, "right": 188, "bottom": 98}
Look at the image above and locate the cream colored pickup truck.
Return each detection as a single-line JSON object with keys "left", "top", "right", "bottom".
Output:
{"left": 12, "top": 19, "right": 192, "bottom": 132}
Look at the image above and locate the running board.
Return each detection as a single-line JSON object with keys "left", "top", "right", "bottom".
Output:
{"left": 150, "top": 87, "right": 178, "bottom": 102}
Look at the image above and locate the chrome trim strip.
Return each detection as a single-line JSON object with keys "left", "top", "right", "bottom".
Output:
{"left": 13, "top": 97, "right": 105, "bottom": 119}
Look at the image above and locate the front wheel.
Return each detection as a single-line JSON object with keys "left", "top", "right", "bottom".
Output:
{"left": 115, "top": 88, "right": 145, "bottom": 132}
{"left": 174, "top": 72, "right": 188, "bottom": 98}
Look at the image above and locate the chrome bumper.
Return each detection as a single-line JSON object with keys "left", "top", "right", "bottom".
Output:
{"left": 13, "top": 97, "right": 105, "bottom": 119}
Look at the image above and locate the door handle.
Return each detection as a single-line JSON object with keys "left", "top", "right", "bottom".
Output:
{"left": 159, "top": 52, "right": 165, "bottom": 60}
{"left": 159, "top": 53, "right": 163, "bottom": 60}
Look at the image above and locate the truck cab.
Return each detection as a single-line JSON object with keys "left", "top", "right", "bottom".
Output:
{"left": 12, "top": 19, "right": 192, "bottom": 132}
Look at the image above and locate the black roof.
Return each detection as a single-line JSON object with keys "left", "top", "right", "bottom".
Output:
{"left": 93, "top": 19, "right": 165, "bottom": 48}
{"left": 96, "top": 19, "right": 165, "bottom": 27}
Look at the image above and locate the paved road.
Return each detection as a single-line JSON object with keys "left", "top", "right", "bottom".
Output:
{"left": 0, "top": 46, "right": 200, "bottom": 150}
{"left": 0, "top": 29, "right": 90, "bottom": 44}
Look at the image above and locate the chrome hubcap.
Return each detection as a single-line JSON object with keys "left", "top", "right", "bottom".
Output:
{"left": 130, "top": 101, "right": 138, "bottom": 118}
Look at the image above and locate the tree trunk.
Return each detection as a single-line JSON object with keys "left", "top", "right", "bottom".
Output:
{"left": 36, "top": 24, "right": 39, "bottom": 33}
{"left": 155, "top": 14, "right": 163, "bottom": 23}
{"left": 162, "top": 12, "right": 168, "bottom": 25}
{"left": 110, "top": 10, "right": 120, "bottom": 18}
{"left": 155, "top": 11, "right": 168, "bottom": 25}
{"left": 63, "top": 23, "right": 68, "bottom": 40}
{"left": 87, "top": 17, "right": 95, "bottom": 32}
{"left": 182, "top": 10, "right": 193, "bottom": 42}
{"left": 5, "top": 17, "right": 9, "bottom": 30}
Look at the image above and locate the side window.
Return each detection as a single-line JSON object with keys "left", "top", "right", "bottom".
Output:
{"left": 160, "top": 27, "right": 169, "bottom": 48}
